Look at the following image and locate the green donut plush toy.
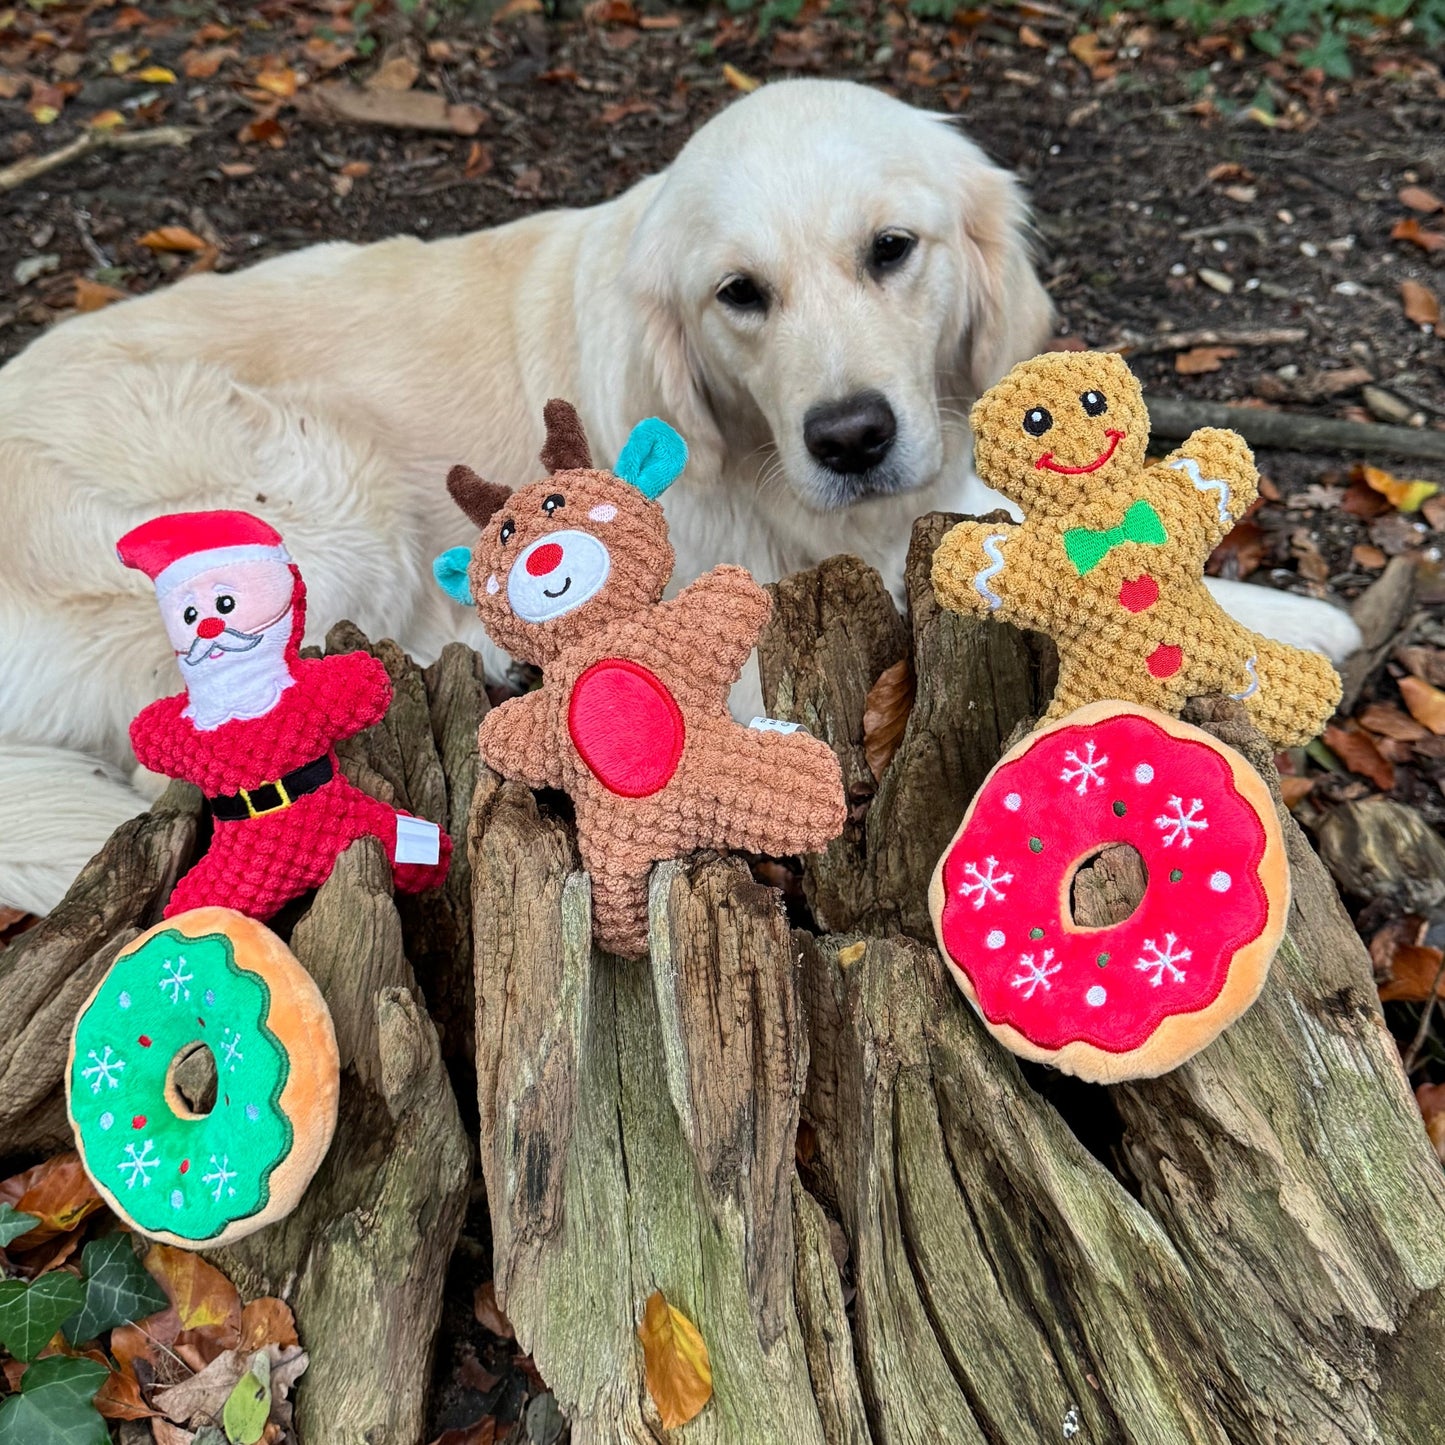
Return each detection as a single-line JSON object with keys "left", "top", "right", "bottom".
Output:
{"left": 66, "top": 908, "right": 339, "bottom": 1248}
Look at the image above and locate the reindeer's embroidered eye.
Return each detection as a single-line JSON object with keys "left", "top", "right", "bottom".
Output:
{"left": 183, "top": 606, "right": 198, "bottom": 625}
{"left": 1023, "top": 407, "right": 1053, "bottom": 437}
{"left": 1081, "top": 390, "right": 1107, "bottom": 417}
{"left": 499, "top": 518, "right": 515, "bottom": 545}
{"left": 542, "top": 493, "right": 565, "bottom": 516}
{"left": 216, "top": 595, "right": 235, "bottom": 614}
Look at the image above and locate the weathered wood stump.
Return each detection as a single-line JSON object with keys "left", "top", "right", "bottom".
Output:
{"left": 474, "top": 515, "right": 1445, "bottom": 1442}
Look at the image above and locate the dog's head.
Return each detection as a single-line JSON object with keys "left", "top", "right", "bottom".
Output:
{"left": 621, "top": 78, "right": 1055, "bottom": 513}
{"left": 435, "top": 400, "right": 684, "bottom": 664}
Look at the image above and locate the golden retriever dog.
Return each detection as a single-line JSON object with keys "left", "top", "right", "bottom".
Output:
{"left": 0, "top": 78, "right": 1357, "bottom": 915}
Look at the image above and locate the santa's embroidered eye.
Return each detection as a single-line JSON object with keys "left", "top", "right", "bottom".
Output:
{"left": 1023, "top": 407, "right": 1053, "bottom": 437}
{"left": 542, "top": 493, "right": 565, "bottom": 516}
{"left": 216, "top": 595, "right": 236, "bottom": 614}
{"left": 1081, "top": 390, "right": 1107, "bottom": 417}
{"left": 499, "top": 518, "right": 515, "bottom": 545}
{"left": 183, "top": 606, "right": 198, "bottom": 625}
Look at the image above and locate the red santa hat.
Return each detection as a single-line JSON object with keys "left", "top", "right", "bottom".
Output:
{"left": 117, "top": 511, "right": 292, "bottom": 596}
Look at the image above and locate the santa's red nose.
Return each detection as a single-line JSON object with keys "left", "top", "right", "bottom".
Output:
{"left": 525, "top": 542, "right": 564, "bottom": 577}
{"left": 196, "top": 617, "right": 225, "bottom": 640}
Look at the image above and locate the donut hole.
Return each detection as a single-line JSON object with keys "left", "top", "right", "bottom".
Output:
{"left": 165, "top": 1042, "right": 218, "bottom": 1119}
{"left": 1069, "top": 843, "right": 1148, "bottom": 929}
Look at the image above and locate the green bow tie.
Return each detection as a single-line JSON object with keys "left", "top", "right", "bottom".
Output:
{"left": 1063, "top": 498, "right": 1168, "bottom": 576}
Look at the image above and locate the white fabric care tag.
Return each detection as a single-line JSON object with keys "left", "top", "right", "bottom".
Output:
{"left": 748, "top": 716, "right": 804, "bottom": 735}
{"left": 395, "top": 815, "right": 441, "bottom": 865}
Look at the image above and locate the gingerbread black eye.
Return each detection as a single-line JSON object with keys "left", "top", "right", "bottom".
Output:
{"left": 182, "top": 606, "right": 198, "bottom": 625}
{"left": 499, "top": 518, "right": 515, "bottom": 545}
{"left": 216, "top": 594, "right": 235, "bottom": 614}
{"left": 542, "top": 493, "right": 565, "bottom": 516}
{"left": 1022, "top": 407, "right": 1053, "bottom": 437}
{"left": 1081, "top": 390, "right": 1107, "bottom": 417}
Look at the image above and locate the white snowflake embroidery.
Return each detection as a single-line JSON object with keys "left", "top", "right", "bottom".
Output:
{"left": 203, "top": 1154, "right": 238, "bottom": 1203}
{"left": 81, "top": 1046, "right": 126, "bottom": 1094}
{"left": 1060, "top": 740, "right": 1108, "bottom": 795}
{"left": 1011, "top": 949, "right": 1060, "bottom": 1000}
{"left": 220, "top": 1028, "right": 244, "bottom": 1072}
{"left": 1136, "top": 934, "right": 1191, "bottom": 986}
{"left": 159, "top": 956, "right": 193, "bottom": 1004}
{"left": 957, "top": 855, "right": 1014, "bottom": 909}
{"left": 119, "top": 1141, "right": 158, "bottom": 1189}
{"left": 1155, "top": 795, "right": 1208, "bottom": 848}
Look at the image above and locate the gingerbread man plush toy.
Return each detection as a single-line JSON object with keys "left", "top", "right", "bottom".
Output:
{"left": 118, "top": 511, "right": 452, "bottom": 920}
{"left": 435, "top": 400, "right": 846, "bottom": 957}
{"left": 932, "top": 350, "right": 1340, "bottom": 748}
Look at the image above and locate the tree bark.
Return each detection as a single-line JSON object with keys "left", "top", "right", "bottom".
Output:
{"left": 476, "top": 513, "right": 1445, "bottom": 1442}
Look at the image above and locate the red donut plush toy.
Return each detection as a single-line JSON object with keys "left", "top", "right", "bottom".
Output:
{"left": 929, "top": 701, "right": 1289, "bottom": 1082}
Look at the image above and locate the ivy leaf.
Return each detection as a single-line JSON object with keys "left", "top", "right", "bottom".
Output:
{"left": 0, "top": 1272, "right": 85, "bottom": 1361}
{"left": 0, "top": 1355, "right": 108, "bottom": 1445}
{"left": 62, "top": 1233, "right": 170, "bottom": 1346}
{"left": 0, "top": 1203, "right": 40, "bottom": 1247}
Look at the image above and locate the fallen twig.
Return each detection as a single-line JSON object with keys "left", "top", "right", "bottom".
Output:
{"left": 0, "top": 125, "right": 196, "bottom": 193}
{"left": 1113, "top": 327, "right": 1308, "bottom": 356}
{"left": 1145, "top": 395, "right": 1445, "bottom": 463}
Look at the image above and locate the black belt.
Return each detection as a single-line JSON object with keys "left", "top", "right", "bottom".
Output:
{"left": 210, "top": 755, "right": 334, "bottom": 822}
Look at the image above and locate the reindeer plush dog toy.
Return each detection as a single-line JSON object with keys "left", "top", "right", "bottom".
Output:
{"left": 435, "top": 400, "right": 846, "bottom": 957}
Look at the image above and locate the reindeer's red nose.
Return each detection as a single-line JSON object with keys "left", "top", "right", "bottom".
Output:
{"left": 196, "top": 617, "right": 225, "bottom": 640}
{"left": 525, "top": 542, "right": 564, "bottom": 577}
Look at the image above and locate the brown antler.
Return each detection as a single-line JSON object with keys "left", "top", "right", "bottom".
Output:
{"left": 539, "top": 398, "right": 592, "bottom": 472}
{"left": 447, "top": 464, "right": 512, "bottom": 530}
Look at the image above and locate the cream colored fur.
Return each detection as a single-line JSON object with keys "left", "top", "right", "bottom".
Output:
{"left": 0, "top": 79, "right": 1357, "bottom": 916}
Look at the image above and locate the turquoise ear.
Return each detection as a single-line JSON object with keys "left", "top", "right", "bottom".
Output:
{"left": 614, "top": 417, "right": 687, "bottom": 500}
{"left": 432, "top": 547, "right": 474, "bottom": 606}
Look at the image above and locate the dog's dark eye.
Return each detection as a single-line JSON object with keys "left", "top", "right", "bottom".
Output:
{"left": 216, "top": 595, "right": 235, "bottom": 614}
{"left": 869, "top": 230, "right": 916, "bottom": 272}
{"left": 499, "top": 518, "right": 515, "bottom": 544}
{"left": 1081, "top": 390, "right": 1107, "bottom": 417}
{"left": 542, "top": 493, "right": 565, "bottom": 516}
{"left": 183, "top": 606, "right": 198, "bottom": 625}
{"left": 1023, "top": 407, "right": 1053, "bottom": 437}
{"left": 717, "top": 275, "right": 766, "bottom": 312}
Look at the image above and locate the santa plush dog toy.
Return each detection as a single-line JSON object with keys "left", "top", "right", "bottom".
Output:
{"left": 117, "top": 510, "right": 451, "bottom": 920}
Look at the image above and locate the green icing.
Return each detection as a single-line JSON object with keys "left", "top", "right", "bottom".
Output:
{"left": 70, "top": 929, "right": 293, "bottom": 1241}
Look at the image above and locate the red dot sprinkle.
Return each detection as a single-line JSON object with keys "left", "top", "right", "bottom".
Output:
{"left": 132, "top": 1115, "right": 147, "bottom": 1129}
{"left": 138, "top": 1035, "right": 152, "bottom": 1048}
{"left": 179, "top": 1160, "right": 190, "bottom": 1174}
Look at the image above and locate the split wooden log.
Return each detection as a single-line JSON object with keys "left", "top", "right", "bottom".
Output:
{"left": 476, "top": 512, "right": 1445, "bottom": 1442}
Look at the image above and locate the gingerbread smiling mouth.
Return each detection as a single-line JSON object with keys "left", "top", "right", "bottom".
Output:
{"left": 1036, "top": 429, "right": 1126, "bottom": 475}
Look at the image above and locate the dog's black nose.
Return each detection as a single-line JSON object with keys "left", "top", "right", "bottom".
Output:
{"left": 803, "top": 391, "right": 896, "bottom": 475}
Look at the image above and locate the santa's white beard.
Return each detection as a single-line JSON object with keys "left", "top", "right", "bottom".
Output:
{"left": 180, "top": 613, "right": 296, "bottom": 730}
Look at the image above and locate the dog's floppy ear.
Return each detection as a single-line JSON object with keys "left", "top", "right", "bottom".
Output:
{"left": 540, "top": 398, "right": 593, "bottom": 472}
{"left": 945, "top": 136, "right": 1055, "bottom": 395}
{"left": 447, "top": 464, "right": 511, "bottom": 530}
{"left": 615, "top": 418, "right": 687, "bottom": 500}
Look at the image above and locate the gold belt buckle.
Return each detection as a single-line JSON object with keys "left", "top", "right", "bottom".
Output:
{"left": 240, "top": 778, "right": 292, "bottom": 819}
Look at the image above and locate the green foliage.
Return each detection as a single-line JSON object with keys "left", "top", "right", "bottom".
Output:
{"left": 222, "top": 1354, "right": 272, "bottom": 1445}
{"left": 0, "top": 1357, "right": 108, "bottom": 1445}
{"left": 0, "top": 1274, "right": 84, "bottom": 1362}
{"left": 61, "top": 1233, "right": 169, "bottom": 1347}
{"left": 0, "top": 1206, "right": 39, "bottom": 1248}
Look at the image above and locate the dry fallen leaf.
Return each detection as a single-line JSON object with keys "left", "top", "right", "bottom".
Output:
{"left": 430, "top": 1420, "right": 498, "bottom": 1445}
{"left": 238, "top": 1298, "right": 298, "bottom": 1354}
{"left": 1401, "top": 278, "right": 1440, "bottom": 329}
{"left": 75, "top": 277, "right": 128, "bottom": 313}
{"left": 219, "top": 161, "right": 256, "bottom": 178}
{"left": 1416, "top": 1081, "right": 1445, "bottom": 1161}
{"left": 253, "top": 63, "right": 299, "bottom": 99}
{"left": 1379, "top": 944, "right": 1445, "bottom": 1002}
{"left": 183, "top": 45, "right": 238, "bottom": 80}
{"left": 722, "top": 62, "right": 760, "bottom": 92}
{"left": 493, "top": 0, "right": 543, "bottom": 16}
{"left": 1396, "top": 646, "right": 1445, "bottom": 688}
{"left": 1278, "top": 775, "right": 1315, "bottom": 809}
{"left": 366, "top": 55, "right": 420, "bottom": 92}
{"left": 1356, "top": 463, "right": 1440, "bottom": 514}
{"left": 1207, "top": 517, "right": 1265, "bottom": 580}
{"left": 472, "top": 1281, "right": 514, "bottom": 1340}
{"left": 1208, "top": 162, "right": 1256, "bottom": 183}
{"left": 862, "top": 658, "right": 915, "bottom": 781}
{"left": 0, "top": 1152, "right": 105, "bottom": 1245}
{"left": 1175, "top": 345, "right": 1238, "bottom": 375}
{"left": 1018, "top": 24, "right": 1046, "bottom": 46}
{"left": 1323, "top": 724, "right": 1395, "bottom": 791}
{"left": 134, "top": 65, "right": 176, "bottom": 83}
{"left": 1399, "top": 674, "right": 1445, "bottom": 735}
{"left": 637, "top": 1290, "right": 712, "bottom": 1430}
{"left": 145, "top": 1244, "right": 243, "bottom": 1357}
{"left": 1358, "top": 702, "right": 1428, "bottom": 741}
{"left": 137, "top": 225, "right": 210, "bottom": 253}
{"left": 1392, "top": 217, "right": 1445, "bottom": 254}
{"left": 1352, "top": 543, "right": 1387, "bottom": 569}
{"left": 295, "top": 82, "right": 486, "bottom": 135}
{"left": 1399, "top": 185, "right": 1445, "bottom": 214}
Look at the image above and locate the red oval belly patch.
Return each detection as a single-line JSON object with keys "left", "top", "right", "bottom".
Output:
{"left": 568, "top": 659, "right": 686, "bottom": 798}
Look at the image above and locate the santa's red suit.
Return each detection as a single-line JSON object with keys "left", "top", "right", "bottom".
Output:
{"left": 119, "top": 513, "right": 451, "bottom": 921}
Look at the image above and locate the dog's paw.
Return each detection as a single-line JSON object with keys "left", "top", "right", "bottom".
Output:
{"left": 1205, "top": 576, "right": 1362, "bottom": 665}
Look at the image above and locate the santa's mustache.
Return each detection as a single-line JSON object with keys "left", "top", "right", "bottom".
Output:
{"left": 181, "top": 626, "right": 265, "bottom": 666}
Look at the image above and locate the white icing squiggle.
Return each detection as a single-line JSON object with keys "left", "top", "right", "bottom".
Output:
{"left": 1229, "top": 655, "right": 1259, "bottom": 700}
{"left": 1168, "top": 456, "right": 1231, "bottom": 524}
{"left": 973, "top": 532, "right": 1009, "bottom": 612}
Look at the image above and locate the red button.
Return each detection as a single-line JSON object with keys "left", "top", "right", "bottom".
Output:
{"left": 196, "top": 616, "right": 225, "bottom": 639}
{"left": 1118, "top": 575, "right": 1160, "bottom": 613}
{"left": 1148, "top": 643, "right": 1183, "bottom": 679}
{"left": 525, "top": 543, "right": 564, "bottom": 577}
